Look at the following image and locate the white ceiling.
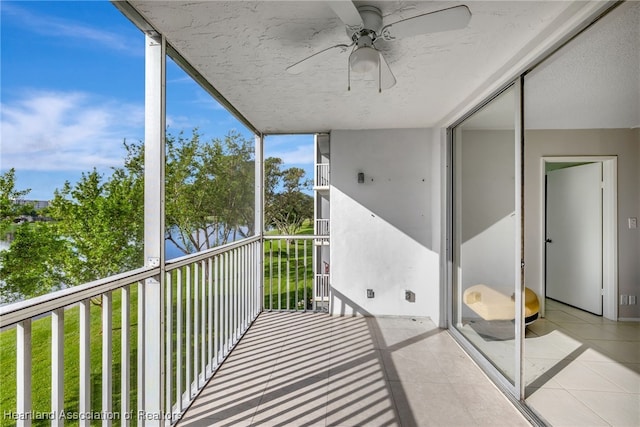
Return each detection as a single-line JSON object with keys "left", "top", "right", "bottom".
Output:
{"left": 525, "top": 1, "right": 640, "bottom": 130}
{"left": 123, "top": 1, "right": 621, "bottom": 133}
{"left": 442, "top": 1, "right": 639, "bottom": 131}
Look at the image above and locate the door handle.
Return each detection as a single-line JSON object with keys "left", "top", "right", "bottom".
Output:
{"left": 546, "top": 238, "right": 553, "bottom": 243}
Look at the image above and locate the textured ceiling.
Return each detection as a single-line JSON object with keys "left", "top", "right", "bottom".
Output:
{"left": 126, "top": 1, "right": 586, "bottom": 133}
{"left": 455, "top": 2, "right": 639, "bottom": 131}
{"left": 525, "top": 1, "right": 640, "bottom": 130}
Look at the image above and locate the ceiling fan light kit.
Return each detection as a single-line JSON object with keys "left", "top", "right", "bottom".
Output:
{"left": 349, "top": 46, "right": 378, "bottom": 74}
{"left": 286, "top": 2, "right": 472, "bottom": 93}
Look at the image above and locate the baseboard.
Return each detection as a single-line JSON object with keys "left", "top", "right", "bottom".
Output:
{"left": 618, "top": 317, "right": 640, "bottom": 322}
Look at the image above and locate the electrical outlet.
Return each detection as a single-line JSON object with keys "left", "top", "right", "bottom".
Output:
{"left": 620, "top": 295, "right": 628, "bottom": 305}
{"left": 629, "top": 295, "right": 637, "bottom": 305}
{"left": 629, "top": 217, "right": 637, "bottom": 229}
{"left": 367, "top": 289, "right": 375, "bottom": 298}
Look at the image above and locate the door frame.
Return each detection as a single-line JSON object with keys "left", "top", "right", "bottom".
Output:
{"left": 540, "top": 156, "right": 618, "bottom": 320}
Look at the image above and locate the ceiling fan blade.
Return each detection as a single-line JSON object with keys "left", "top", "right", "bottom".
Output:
{"left": 378, "top": 52, "right": 396, "bottom": 90}
{"left": 287, "top": 44, "right": 351, "bottom": 75}
{"left": 381, "top": 5, "right": 471, "bottom": 40}
{"left": 327, "top": 0, "right": 363, "bottom": 29}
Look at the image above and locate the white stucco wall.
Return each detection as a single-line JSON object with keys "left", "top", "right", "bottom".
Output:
{"left": 329, "top": 129, "right": 441, "bottom": 321}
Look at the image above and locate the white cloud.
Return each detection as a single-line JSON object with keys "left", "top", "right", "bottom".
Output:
{"left": 265, "top": 135, "right": 314, "bottom": 165}
{"left": 268, "top": 145, "right": 314, "bottom": 165}
{"left": 166, "top": 114, "right": 195, "bottom": 131}
{"left": 1, "top": 90, "right": 144, "bottom": 171}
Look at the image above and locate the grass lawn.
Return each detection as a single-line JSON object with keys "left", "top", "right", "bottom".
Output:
{"left": 263, "top": 221, "right": 316, "bottom": 311}
{"left": 0, "top": 287, "right": 139, "bottom": 427}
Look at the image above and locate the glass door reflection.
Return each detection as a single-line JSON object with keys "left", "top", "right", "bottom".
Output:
{"left": 452, "top": 85, "right": 520, "bottom": 385}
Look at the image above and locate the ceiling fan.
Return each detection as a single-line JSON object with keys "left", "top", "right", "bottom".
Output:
{"left": 286, "top": 1, "right": 472, "bottom": 92}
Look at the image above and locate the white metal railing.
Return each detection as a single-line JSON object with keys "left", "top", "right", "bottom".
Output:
{"left": 263, "top": 236, "right": 330, "bottom": 312}
{"left": 315, "top": 274, "right": 330, "bottom": 302}
{"left": 315, "top": 218, "right": 330, "bottom": 236}
{"left": 163, "top": 236, "right": 261, "bottom": 423}
{"left": 0, "top": 236, "right": 262, "bottom": 426}
{"left": 0, "top": 266, "right": 159, "bottom": 427}
{"left": 315, "top": 163, "right": 330, "bottom": 188}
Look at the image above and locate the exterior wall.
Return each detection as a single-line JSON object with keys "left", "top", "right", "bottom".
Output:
{"left": 524, "top": 129, "right": 640, "bottom": 319}
{"left": 329, "top": 129, "right": 441, "bottom": 320}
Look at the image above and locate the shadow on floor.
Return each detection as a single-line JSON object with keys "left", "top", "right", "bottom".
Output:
{"left": 178, "top": 293, "right": 529, "bottom": 426}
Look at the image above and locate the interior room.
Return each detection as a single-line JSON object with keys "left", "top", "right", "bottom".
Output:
{"left": 522, "top": 3, "right": 639, "bottom": 423}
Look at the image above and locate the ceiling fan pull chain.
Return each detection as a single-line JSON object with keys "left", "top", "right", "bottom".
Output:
{"left": 348, "top": 61, "right": 351, "bottom": 91}
{"left": 378, "top": 58, "right": 382, "bottom": 93}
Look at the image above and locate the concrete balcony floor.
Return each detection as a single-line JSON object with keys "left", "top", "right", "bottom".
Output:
{"left": 178, "top": 312, "right": 530, "bottom": 426}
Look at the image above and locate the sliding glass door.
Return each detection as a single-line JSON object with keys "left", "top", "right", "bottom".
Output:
{"left": 448, "top": 2, "right": 632, "bottom": 413}
{"left": 450, "top": 83, "right": 523, "bottom": 395}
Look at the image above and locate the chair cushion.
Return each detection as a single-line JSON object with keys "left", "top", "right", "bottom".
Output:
{"left": 463, "top": 284, "right": 540, "bottom": 321}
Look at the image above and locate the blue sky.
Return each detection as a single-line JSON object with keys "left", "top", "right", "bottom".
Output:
{"left": 1, "top": 1, "right": 313, "bottom": 201}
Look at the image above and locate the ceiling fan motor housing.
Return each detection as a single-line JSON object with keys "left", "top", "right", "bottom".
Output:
{"left": 347, "top": 5, "right": 383, "bottom": 41}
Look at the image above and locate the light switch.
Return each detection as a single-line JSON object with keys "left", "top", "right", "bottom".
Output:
{"left": 629, "top": 217, "right": 637, "bottom": 229}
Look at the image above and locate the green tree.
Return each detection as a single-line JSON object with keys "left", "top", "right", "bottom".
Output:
{"left": 265, "top": 165, "right": 313, "bottom": 235}
{"left": 0, "top": 168, "right": 30, "bottom": 236}
{"left": 0, "top": 128, "right": 312, "bottom": 301}
{"left": 161, "top": 129, "right": 255, "bottom": 253}
{"left": 48, "top": 167, "right": 144, "bottom": 286}
{"left": 75, "top": 129, "right": 256, "bottom": 256}
{"left": 0, "top": 222, "right": 67, "bottom": 302}
{"left": 0, "top": 166, "right": 144, "bottom": 303}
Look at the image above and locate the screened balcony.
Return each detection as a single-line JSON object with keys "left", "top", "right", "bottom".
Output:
{"left": 313, "top": 164, "right": 330, "bottom": 191}
{"left": 0, "top": 266, "right": 529, "bottom": 426}
{"left": 2, "top": 1, "right": 638, "bottom": 427}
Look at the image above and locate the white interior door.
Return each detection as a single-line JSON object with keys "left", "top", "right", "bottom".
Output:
{"left": 546, "top": 162, "right": 603, "bottom": 315}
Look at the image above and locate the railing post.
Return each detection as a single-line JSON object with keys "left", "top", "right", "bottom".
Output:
{"left": 185, "top": 266, "right": 192, "bottom": 397}
{"left": 255, "top": 133, "right": 264, "bottom": 311}
{"left": 164, "top": 273, "right": 172, "bottom": 422}
{"left": 143, "top": 30, "right": 166, "bottom": 425}
{"left": 175, "top": 269, "right": 183, "bottom": 413}
{"left": 79, "top": 300, "right": 91, "bottom": 427}
{"left": 207, "top": 258, "right": 213, "bottom": 375}
{"left": 193, "top": 262, "right": 199, "bottom": 391}
{"left": 51, "top": 309, "right": 64, "bottom": 427}
{"left": 121, "top": 286, "right": 131, "bottom": 427}
{"left": 102, "top": 292, "right": 113, "bottom": 427}
{"left": 16, "top": 320, "right": 31, "bottom": 427}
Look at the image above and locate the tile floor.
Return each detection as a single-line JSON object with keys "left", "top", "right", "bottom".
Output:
{"left": 177, "top": 312, "right": 530, "bottom": 427}
{"left": 525, "top": 299, "right": 640, "bottom": 427}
